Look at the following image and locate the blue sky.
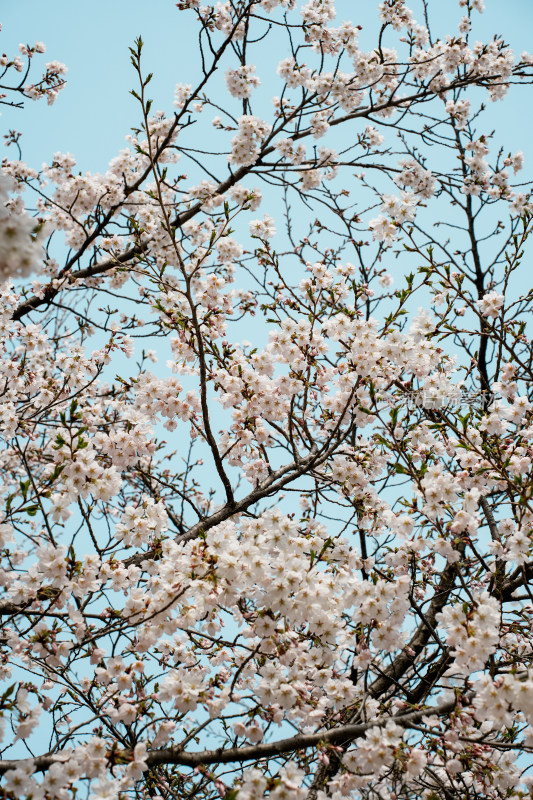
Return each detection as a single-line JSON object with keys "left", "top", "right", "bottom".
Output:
{"left": 1, "top": 0, "right": 533, "bottom": 176}
{"left": 1, "top": 0, "right": 531, "bottom": 423}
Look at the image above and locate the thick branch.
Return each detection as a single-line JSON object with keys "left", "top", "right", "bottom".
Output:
{"left": 369, "top": 561, "right": 456, "bottom": 699}
{"left": 0, "top": 697, "right": 458, "bottom": 775}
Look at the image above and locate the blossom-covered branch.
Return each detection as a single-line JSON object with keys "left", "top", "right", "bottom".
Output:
{"left": 2, "top": 1, "right": 533, "bottom": 799}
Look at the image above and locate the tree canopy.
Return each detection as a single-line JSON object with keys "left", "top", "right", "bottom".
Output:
{"left": 1, "top": 1, "right": 533, "bottom": 798}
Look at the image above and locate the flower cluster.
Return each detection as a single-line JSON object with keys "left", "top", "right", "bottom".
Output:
{"left": 229, "top": 115, "right": 271, "bottom": 166}
{"left": 369, "top": 192, "right": 417, "bottom": 244}
{"left": 0, "top": 172, "right": 48, "bottom": 282}
{"left": 436, "top": 593, "right": 500, "bottom": 674}
{"left": 225, "top": 65, "right": 261, "bottom": 98}
{"left": 24, "top": 59, "right": 68, "bottom": 105}
{"left": 476, "top": 289, "right": 505, "bottom": 317}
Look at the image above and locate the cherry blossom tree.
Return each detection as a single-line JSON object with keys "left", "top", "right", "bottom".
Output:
{"left": 2, "top": 1, "right": 533, "bottom": 798}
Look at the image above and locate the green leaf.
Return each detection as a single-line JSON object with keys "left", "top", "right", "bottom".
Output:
{"left": 24, "top": 505, "right": 40, "bottom": 517}
{"left": 394, "top": 463, "right": 408, "bottom": 474}
{"left": 2, "top": 683, "right": 16, "bottom": 700}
